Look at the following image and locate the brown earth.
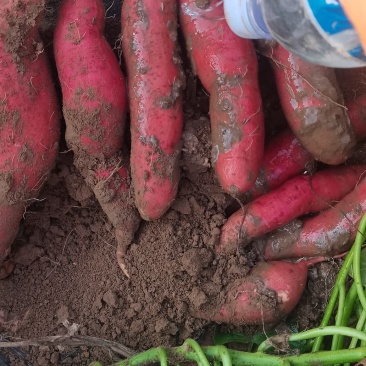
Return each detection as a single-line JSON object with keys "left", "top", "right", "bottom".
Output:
{"left": 0, "top": 114, "right": 340, "bottom": 366}
{"left": 0, "top": 1, "right": 342, "bottom": 365}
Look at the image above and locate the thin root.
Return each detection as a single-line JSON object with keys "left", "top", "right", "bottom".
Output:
{"left": 116, "top": 244, "right": 130, "bottom": 279}
{"left": 0, "top": 334, "right": 136, "bottom": 358}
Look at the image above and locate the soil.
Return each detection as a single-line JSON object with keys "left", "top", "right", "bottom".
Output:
{"left": 0, "top": 1, "right": 342, "bottom": 365}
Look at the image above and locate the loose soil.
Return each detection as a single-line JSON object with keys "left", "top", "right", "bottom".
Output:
{"left": 0, "top": 1, "right": 342, "bottom": 365}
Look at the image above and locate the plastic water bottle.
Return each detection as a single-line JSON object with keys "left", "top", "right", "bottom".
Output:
{"left": 224, "top": 0, "right": 366, "bottom": 68}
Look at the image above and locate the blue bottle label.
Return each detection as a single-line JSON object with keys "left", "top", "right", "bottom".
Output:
{"left": 307, "top": 0, "right": 366, "bottom": 61}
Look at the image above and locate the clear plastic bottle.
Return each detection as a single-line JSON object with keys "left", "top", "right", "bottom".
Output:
{"left": 224, "top": 0, "right": 366, "bottom": 68}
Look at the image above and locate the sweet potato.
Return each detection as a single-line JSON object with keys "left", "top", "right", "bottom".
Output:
{"left": 337, "top": 68, "right": 366, "bottom": 140}
{"left": 54, "top": 0, "right": 140, "bottom": 268}
{"left": 0, "top": 0, "right": 60, "bottom": 272}
{"left": 246, "top": 128, "right": 314, "bottom": 201}
{"left": 263, "top": 174, "right": 366, "bottom": 260}
{"left": 54, "top": 0, "right": 126, "bottom": 158}
{"left": 349, "top": 94, "right": 366, "bottom": 139}
{"left": 195, "top": 260, "right": 310, "bottom": 325}
{"left": 261, "top": 41, "right": 356, "bottom": 165}
{"left": 179, "top": 0, "right": 265, "bottom": 195}
{"left": 217, "top": 165, "right": 366, "bottom": 255}
{"left": 121, "top": 0, "right": 185, "bottom": 220}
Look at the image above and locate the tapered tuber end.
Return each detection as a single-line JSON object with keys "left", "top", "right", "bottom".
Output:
{"left": 116, "top": 235, "right": 130, "bottom": 279}
{"left": 115, "top": 218, "right": 141, "bottom": 278}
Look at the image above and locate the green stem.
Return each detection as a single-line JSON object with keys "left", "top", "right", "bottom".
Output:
{"left": 259, "top": 326, "right": 366, "bottom": 353}
{"left": 353, "top": 214, "right": 366, "bottom": 312}
{"left": 349, "top": 309, "right": 366, "bottom": 350}
{"left": 204, "top": 346, "right": 232, "bottom": 366}
{"left": 182, "top": 339, "right": 210, "bottom": 366}
{"left": 312, "top": 247, "right": 355, "bottom": 352}
{"left": 109, "top": 343, "right": 290, "bottom": 366}
{"left": 285, "top": 346, "right": 366, "bottom": 365}
{"left": 111, "top": 347, "right": 167, "bottom": 366}
{"left": 331, "top": 281, "right": 346, "bottom": 350}
{"left": 341, "top": 282, "right": 358, "bottom": 325}
{"left": 203, "top": 347, "right": 289, "bottom": 366}
{"left": 292, "top": 326, "right": 366, "bottom": 343}
{"left": 336, "top": 282, "right": 358, "bottom": 350}
{"left": 361, "top": 320, "right": 366, "bottom": 347}
{"left": 92, "top": 345, "right": 366, "bottom": 366}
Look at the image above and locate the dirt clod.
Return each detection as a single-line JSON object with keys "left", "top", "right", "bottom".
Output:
{"left": 103, "top": 290, "right": 118, "bottom": 308}
{"left": 13, "top": 244, "right": 45, "bottom": 266}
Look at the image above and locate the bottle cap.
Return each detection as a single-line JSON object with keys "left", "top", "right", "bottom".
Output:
{"left": 340, "top": 0, "right": 366, "bottom": 52}
{"left": 224, "top": 0, "right": 272, "bottom": 39}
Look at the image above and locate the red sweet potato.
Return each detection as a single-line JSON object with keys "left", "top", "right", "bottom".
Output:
{"left": 179, "top": 0, "right": 265, "bottom": 196}
{"left": 263, "top": 174, "right": 366, "bottom": 260}
{"left": 348, "top": 94, "right": 366, "bottom": 139}
{"left": 54, "top": 0, "right": 140, "bottom": 268}
{"left": 54, "top": 0, "right": 126, "bottom": 158}
{"left": 261, "top": 41, "right": 356, "bottom": 165}
{"left": 337, "top": 68, "right": 366, "bottom": 140}
{"left": 121, "top": 0, "right": 185, "bottom": 220}
{"left": 84, "top": 155, "right": 140, "bottom": 277}
{"left": 195, "top": 260, "right": 309, "bottom": 325}
{"left": 0, "top": 0, "right": 60, "bottom": 271}
{"left": 246, "top": 128, "right": 314, "bottom": 201}
{"left": 217, "top": 165, "right": 366, "bottom": 255}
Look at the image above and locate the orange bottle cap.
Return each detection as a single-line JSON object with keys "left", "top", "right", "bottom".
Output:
{"left": 340, "top": 0, "right": 366, "bottom": 52}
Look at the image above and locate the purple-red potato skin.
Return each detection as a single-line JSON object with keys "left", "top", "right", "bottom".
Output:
{"left": 54, "top": 0, "right": 141, "bottom": 270}
{"left": 265, "top": 42, "right": 356, "bottom": 165}
{"left": 54, "top": 0, "right": 127, "bottom": 158}
{"left": 179, "top": 0, "right": 265, "bottom": 195}
{"left": 195, "top": 261, "right": 308, "bottom": 325}
{"left": 247, "top": 129, "right": 314, "bottom": 200}
{"left": 218, "top": 165, "right": 366, "bottom": 255}
{"left": 0, "top": 0, "right": 60, "bottom": 267}
{"left": 347, "top": 95, "right": 366, "bottom": 139}
{"left": 121, "top": 0, "right": 185, "bottom": 220}
{"left": 336, "top": 68, "right": 366, "bottom": 140}
{"left": 264, "top": 175, "right": 366, "bottom": 260}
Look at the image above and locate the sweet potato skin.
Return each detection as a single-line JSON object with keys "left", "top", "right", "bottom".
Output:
{"left": 121, "top": 0, "right": 185, "bottom": 220}
{"left": 78, "top": 154, "right": 141, "bottom": 276}
{"left": 348, "top": 95, "right": 366, "bottom": 139}
{"left": 0, "top": 0, "right": 60, "bottom": 267}
{"left": 54, "top": 0, "right": 140, "bottom": 274}
{"left": 218, "top": 165, "right": 366, "bottom": 255}
{"left": 336, "top": 68, "right": 366, "bottom": 140}
{"left": 54, "top": 0, "right": 126, "bottom": 158}
{"left": 195, "top": 261, "right": 308, "bottom": 325}
{"left": 263, "top": 42, "right": 356, "bottom": 165}
{"left": 264, "top": 174, "right": 366, "bottom": 260}
{"left": 246, "top": 129, "right": 314, "bottom": 201}
{"left": 179, "top": 0, "right": 264, "bottom": 195}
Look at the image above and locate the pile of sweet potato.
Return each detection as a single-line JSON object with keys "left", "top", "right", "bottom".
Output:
{"left": 1, "top": 0, "right": 366, "bottom": 326}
